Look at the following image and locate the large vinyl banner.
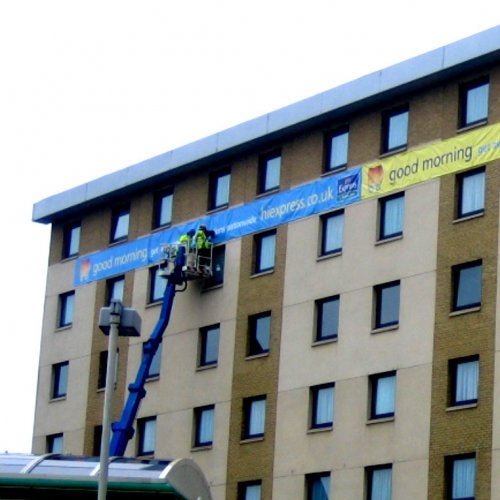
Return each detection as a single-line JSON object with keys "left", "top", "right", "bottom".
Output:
{"left": 362, "top": 121, "right": 500, "bottom": 197}
{"left": 74, "top": 169, "right": 361, "bottom": 285}
{"left": 74, "top": 121, "right": 500, "bottom": 286}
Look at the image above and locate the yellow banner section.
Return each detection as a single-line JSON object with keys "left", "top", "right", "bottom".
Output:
{"left": 362, "top": 122, "right": 500, "bottom": 198}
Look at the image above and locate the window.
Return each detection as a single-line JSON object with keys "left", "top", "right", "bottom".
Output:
{"left": 310, "top": 384, "right": 335, "bottom": 429}
{"left": 93, "top": 426, "right": 103, "bottom": 456}
{"left": 58, "top": 291, "right": 75, "bottom": 328}
{"left": 149, "top": 267, "right": 167, "bottom": 303}
{"left": 379, "top": 193, "right": 404, "bottom": 240}
{"left": 52, "top": 361, "right": 69, "bottom": 399}
{"left": 239, "top": 481, "right": 261, "bottom": 500}
{"left": 193, "top": 405, "right": 215, "bottom": 447}
{"left": 320, "top": 211, "right": 344, "bottom": 255}
{"left": 62, "top": 221, "right": 81, "bottom": 259}
{"left": 254, "top": 231, "right": 276, "bottom": 273}
{"left": 452, "top": 261, "right": 482, "bottom": 311}
{"left": 373, "top": 281, "right": 400, "bottom": 329}
{"left": 137, "top": 417, "right": 156, "bottom": 456}
{"left": 448, "top": 455, "right": 475, "bottom": 500}
{"left": 97, "top": 350, "right": 118, "bottom": 389}
{"left": 204, "top": 245, "right": 225, "bottom": 289}
{"left": 315, "top": 296, "right": 339, "bottom": 341}
{"left": 153, "top": 189, "right": 173, "bottom": 229}
{"left": 307, "top": 473, "right": 331, "bottom": 500}
{"left": 258, "top": 151, "right": 281, "bottom": 193}
{"left": 370, "top": 372, "right": 396, "bottom": 419}
{"left": 450, "top": 357, "right": 479, "bottom": 406}
{"left": 325, "top": 127, "right": 349, "bottom": 172}
{"left": 146, "top": 342, "right": 162, "bottom": 378}
{"left": 460, "top": 78, "right": 489, "bottom": 127}
{"left": 110, "top": 205, "right": 130, "bottom": 243}
{"left": 367, "top": 465, "right": 392, "bottom": 500}
{"left": 248, "top": 312, "right": 271, "bottom": 356}
{"left": 382, "top": 106, "right": 408, "bottom": 153}
{"left": 106, "top": 276, "right": 124, "bottom": 305}
{"left": 243, "top": 396, "right": 266, "bottom": 439}
{"left": 199, "top": 324, "right": 220, "bottom": 367}
{"left": 457, "top": 168, "right": 485, "bottom": 219}
{"left": 209, "top": 168, "right": 231, "bottom": 210}
{"left": 46, "top": 433, "right": 63, "bottom": 453}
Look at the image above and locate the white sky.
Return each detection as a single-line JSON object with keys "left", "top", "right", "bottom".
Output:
{"left": 0, "top": 1, "right": 498, "bottom": 453}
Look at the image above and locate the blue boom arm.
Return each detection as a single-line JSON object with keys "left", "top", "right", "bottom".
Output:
{"left": 109, "top": 246, "right": 187, "bottom": 456}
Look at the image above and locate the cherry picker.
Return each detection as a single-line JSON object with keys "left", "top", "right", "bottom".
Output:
{"left": 109, "top": 238, "right": 213, "bottom": 456}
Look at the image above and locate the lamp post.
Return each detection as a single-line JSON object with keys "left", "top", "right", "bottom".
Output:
{"left": 97, "top": 299, "right": 141, "bottom": 500}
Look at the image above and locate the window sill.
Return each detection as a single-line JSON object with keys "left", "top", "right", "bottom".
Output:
{"left": 251, "top": 269, "right": 275, "bottom": 279}
{"left": 367, "top": 416, "right": 394, "bottom": 425}
{"left": 97, "top": 384, "right": 117, "bottom": 393}
{"left": 55, "top": 325, "right": 73, "bottom": 333}
{"left": 457, "top": 120, "right": 488, "bottom": 133}
{"left": 61, "top": 255, "right": 78, "bottom": 263}
{"left": 307, "top": 426, "right": 333, "bottom": 434}
{"left": 375, "top": 234, "right": 403, "bottom": 246}
{"left": 256, "top": 188, "right": 279, "bottom": 199}
{"left": 453, "top": 212, "right": 484, "bottom": 224}
{"left": 246, "top": 352, "right": 269, "bottom": 361}
{"left": 240, "top": 437, "right": 264, "bottom": 445}
{"left": 191, "top": 444, "right": 213, "bottom": 452}
{"left": 207, "top": 205, "right": 229, "bottom": 215}
{"left": 312, "top": 337, "right": 338, "bottom": 347}
{"left": 379, "top": 146, "right": 407, "bottom": 159}
{"left": 202, "top": 283, "right": 224, "bottom": 293}
{"left": 146, "top": 300, "right": 162, "bottom": 309}
{"left": 49, "top": 396, "right": 67, "bottom": 403}
{"left": 321, "top": 165, "right": 347, "bottom": 177}
{"left": 108, "top": 238, "right": 128, "bottom": 247}
{"left": 371, "top": 324, "right": 399, "bottom": 335}
{"left": 196, "top": 363, "right": 218, "bottom": 372}
{"left": 449, "top": 306, "right": 481, "bottom": 317}
{"left": 316, "top": 251, "right": 342, "bottom": 261}
{"left": 146, "top": 376, "right": 160, "bottom": 383}
{"left": 446, "top": 403, "right": 478, "bottom": 412}
{"left": 151, "top": 223, "right": 172, "bottom": 233}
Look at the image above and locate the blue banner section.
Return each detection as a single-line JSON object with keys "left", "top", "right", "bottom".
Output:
{"left": 74, "top": 168, "right": 361, "bottom": 285}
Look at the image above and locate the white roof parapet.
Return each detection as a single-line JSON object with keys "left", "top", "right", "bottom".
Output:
{"left": 32, "top": 25, "right": 500, "bottom": 224}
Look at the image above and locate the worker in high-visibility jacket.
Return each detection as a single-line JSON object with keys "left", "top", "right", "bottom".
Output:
{"left": 195, "top": 225, "right": 215, "bottom": 262}
{"left": 178, "top": 229, "right": 196, "bottom": 267}
{"left": 179, "top": 229, "right": 195, "bottom": 248}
